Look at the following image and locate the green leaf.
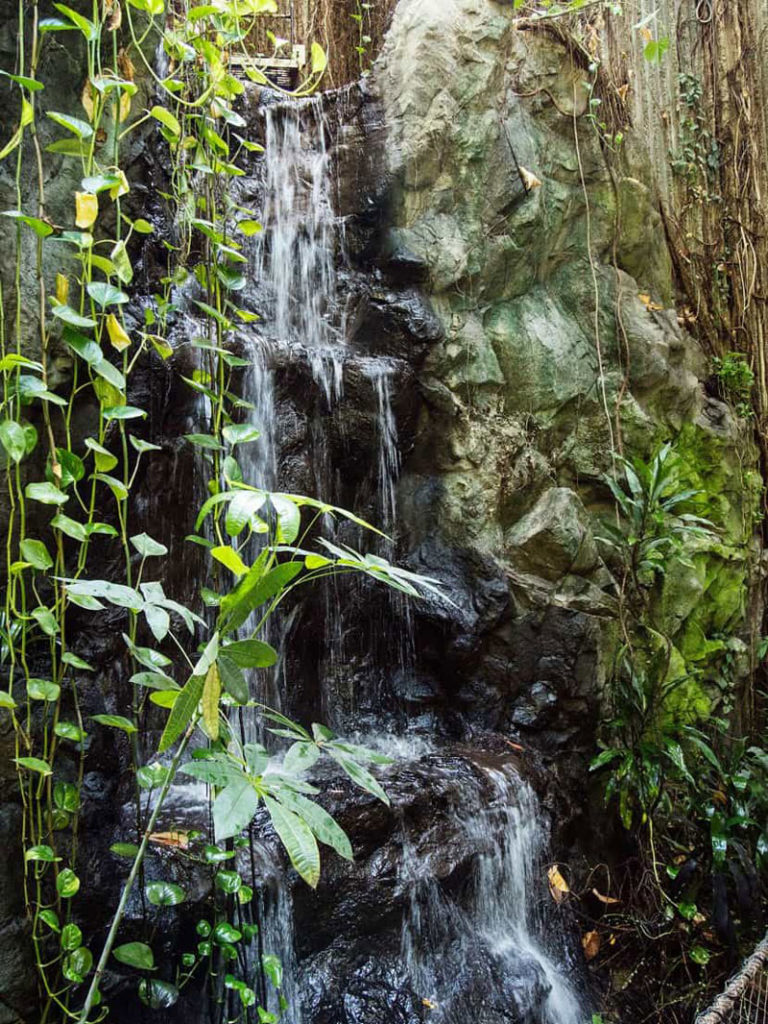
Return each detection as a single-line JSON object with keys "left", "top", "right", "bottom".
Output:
{"left": 157, "top": 673, "right": 204, "bottom": 753}
{"left": 39, "top": 909, "right": 60, "bottom": 931}
{"left": 110, "top": 239, "right": 133, "bottom": 284}
{"left": 283, "top": 742, "right": 320, "bottom": 776}
{"left": 65, "top": 580, "right": 143, "bottom": 611}
{"left": 184, "top": 433, "right": 223, "bottom": 451}
{"left": 214, "top": 870, "right": 242, "bottom": 894}
{"left": 54, "top": 721, "right": 86, "bottom": 742}
{"left": 63, "top": 327, "right": 102, "bottom": 366}
{"left": 150, "top": 105, "right": 181, "bottom": 138}
{"left": 180, "top": 756, "right": 244, "bottom": 787}
{"left": 264, "top": 795, "right": 320, "bottom": 888}
{"left": 103, "top": 405, "right": 146, "bottom": 421}
{"left": 220, "top": 639, "right": 277, "bottom": 668}
{"left": 56, "top": 868, "right": 80, "bottom": 897}
{"left": 15, "top": 756, "right": 52, "bottom": 775}
{"left": 52, "top": 3, "right": 98, "bottom": 41}
{"left": 277, "top": 790, "right": 352, "bottom": 860}
{"left": 62, "top": 946, "right": 92, "bottom": 983}
{"left": 213, "top": 778, "right": 260, "bottom": 842}
{"left": 1, "top": 210, "right": 53, "bottom": 238}
{"left": 51, "top": 303, "right": 96, "bottom": 329}
{"left": 123, "top": 634, "right": 172, "bottom": 669}
{"left": 138, "top": 979, "right": 179, "bottom": 1009}
{"left": 93, "top": 359, "right": 127, "bottom": 391}
{"left": 213, "top": 922, "right": 241, "bottom": 944}
{"left": 51, "top": 514, "right": 87, "bottom": 542}
{"left": 236, "top": 220, "right": 262, "bottom": 237}
{"left": 20, "top": 538, "right": 53, "bottom": 570}
{"left": 262, "top": 953, "right": 283, "bottom": 990}
{"left": 87, "top": 282, "right": 129, "bottom": 309}
{"left": 25, "top": 844, "right": 61, "bottom": 862}
{"left": 113, "top": 941, "right": 155, "bottom": 970}
{"left": 32, "top": 607, "right": 59, "bottom": 636}
{"left": 222, "top": 423, "right": 260, "bottom": 446}
{"left": 330, "top": 754, "right": 389, "bottom": 806}
{"left": 26, "top": 481, "right": 68, "bottom": 505}
{"left": 0, "top": 70, "right": 44, "bottom": 91}
{"left": 27, "top": 678, "right": 60, "bottom": 701}
{"left": 61, "top": 923, "right": 82, "bottom": 951}
{"left": 0, "top": 420, "right": 27, "bottom": 463}
{"left": 219, "top": 561, "right": 302, "bottom": 634}
{"left": 211, "top": 545, "right": 248, "bottom": 577}
{"left": 91, "top": 714, "right": 137, "bottom": 734}
{"left": 218, "top": 655, "right": 248, "bottom": 704}
{"left": 689, "top": 945, "right": 711, "bottom": 966}
{"left": 131, "top": 533, "right": 168, "bottom": 558}
{"left": 146, "top": 881, "right": 186, "bottom": 907}
{"left": 0, "top": 691, "right": 17, "bottom": 709}
{"left": 48, "top": 109, "right": 94, "bottom": 139}
{"left": 110, "top": 842, "right": 139, "bottom": 858}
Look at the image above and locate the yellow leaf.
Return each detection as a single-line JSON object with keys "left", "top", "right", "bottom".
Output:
{"left": 547, "top": 864, "right": 570, "bottom": 903}
{"left": 422, "top": 998, "right": 437, "bottom": 1010}
{"left": 75, "top": 192, "right": 98, "bottom": 230}
{"left": 591, "top": 888, "right": 620, "bottom": 905}
{"left": 201, "top": 662, "right": 221, "bottom": 742}
{"left": 119, "top": 90, "right": 131, "bottom": 124}
{"left": 310, "top": 41, "right": 328, "bottom": 76}
{"left": 109, "top": 169, "right": 130, "bottom": 200}
{"left": 81, "top": 79, "right": 96, "bottom": 122}
{"left": 582, "top": 930, "right": 601, "bottom": 961}
{"left": 55, "top": 273, "right": 69, "bottom": 306}
{"left": 106, "top": 313, "right": 131, "bottom": 352}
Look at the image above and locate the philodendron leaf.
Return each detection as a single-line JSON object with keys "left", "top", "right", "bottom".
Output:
{"left": 113, "top": 941, "right": 155, "bottom": 970}
{"left": 264, "top": 795, "right": 320, "bottom": 888}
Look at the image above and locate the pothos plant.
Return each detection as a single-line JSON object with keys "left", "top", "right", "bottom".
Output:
{"left": 0, "top": 1, "right": 435, "bottom": 1022}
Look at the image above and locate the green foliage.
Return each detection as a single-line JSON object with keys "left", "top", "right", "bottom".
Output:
{"left": 712, "top": 352, "right": 755, "bottom": 418}
{"left": 0, "top": 1, "right": 412, "bottom": 1022}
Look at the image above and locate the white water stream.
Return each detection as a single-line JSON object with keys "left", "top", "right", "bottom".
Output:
{"left": 232, "top": 95, "right": 586, "bottom": 1024}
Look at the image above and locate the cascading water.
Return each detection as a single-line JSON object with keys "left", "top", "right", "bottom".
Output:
{"left": 400, "top": 766, "right": 584, "bottom": 1024}
{"left": 226, "top": 90, "right": 587, "bottom": 1024}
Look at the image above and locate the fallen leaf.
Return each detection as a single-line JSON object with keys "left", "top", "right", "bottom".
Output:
{"left": 75, "top": 192, "right": 98, "bottom": 230}
{"left": 422, "top": 999, "right": 437, "bottom": 1010}
{"left": 548, "top": 864, "right": 570, "bottom": 903}
{"left": 504, "top": 739, "right": 525, "bottom": 752}
{"left": 149, "top": 831, "right": 189, "bottom": 849}
{"left": 582, "top": 930, "right": 601, "bottom": 960}
{"left": 519, "top": 165, "right": 542, "bottom": 191}
{"left": 592, "top": 888, "right": 620, "bottom": 905}
{"left": 617, "top": 83, "right": 629, "bottom": 102}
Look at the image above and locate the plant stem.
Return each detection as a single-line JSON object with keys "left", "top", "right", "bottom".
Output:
{"left": 77, "top": 725, "right": 195, "bottom": 1022}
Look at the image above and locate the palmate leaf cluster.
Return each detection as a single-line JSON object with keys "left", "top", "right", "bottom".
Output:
{"left": 65, "top": 481, "right": 438, "bottom": 887}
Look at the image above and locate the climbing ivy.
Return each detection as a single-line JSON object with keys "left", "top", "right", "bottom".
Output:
{"left": 0, "top": 3, "right": 435, "bottom": 1021}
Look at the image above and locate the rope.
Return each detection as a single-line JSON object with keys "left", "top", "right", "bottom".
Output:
{"left": 695, "top": 935, "right": 768, "bottom": 1024}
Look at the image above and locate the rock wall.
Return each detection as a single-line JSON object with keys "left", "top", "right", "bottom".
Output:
{"left": 374, "top": 0, "right": 760, "bottom": 767}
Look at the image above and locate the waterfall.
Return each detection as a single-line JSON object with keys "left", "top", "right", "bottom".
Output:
{"left": 226, "top": 92, "right": 588, "bottom": 1024}
{"left": 399, "top": 764, "right": 584, "bottom": 1024}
